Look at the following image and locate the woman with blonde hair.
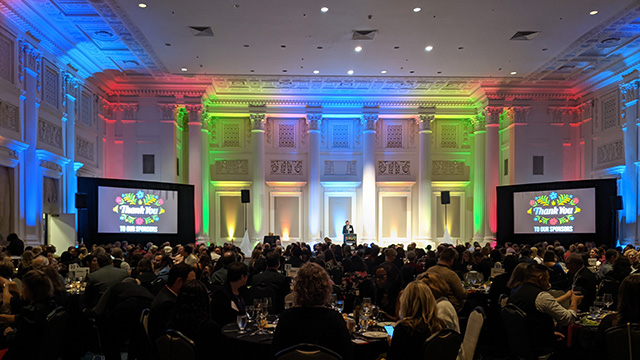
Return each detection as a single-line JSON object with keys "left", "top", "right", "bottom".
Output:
{"left": 272, "top": 262, "right": 355, "bottom": 359}
{"left": 417, "top": 272, "right": 459, "bottom": 332}
{"left": 387, "top": 280, "right": 445, "bottom": 359}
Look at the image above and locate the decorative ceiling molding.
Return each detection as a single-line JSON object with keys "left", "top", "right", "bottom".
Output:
{"left": 203, "top": 98, "right": 478, "bottom": 108}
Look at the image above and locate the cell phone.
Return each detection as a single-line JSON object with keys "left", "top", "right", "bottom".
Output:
{"left": 384, "top": 325, "right": 394, "bottom": 338}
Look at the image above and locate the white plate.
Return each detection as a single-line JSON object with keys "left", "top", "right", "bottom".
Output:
{"left": 377, "top": 321, "right": 395, "bottom": 327}
{"left": 362, "top": 331, "right": 388, "bottom": 339}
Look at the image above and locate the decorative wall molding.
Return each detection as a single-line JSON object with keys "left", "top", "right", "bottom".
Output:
{"left": 324, "top": 160, "right": 357, "bottom": 176}
{"left": 378, "top": 160, "right": 411, "bottom": 175}
{"left": 432, "top": 160, "right": 466, "bottom": 176}
{"left": 121, "top": 103, "right": 139, "bottom": 120}
{"left": 471, "top": 113, "right": 486, "bottom": 132}
{"left": 61, "top": 71, "right": 79, "bottom": 108}
{"left": 38, "top": 119, "right": 62, "bottom": 148}
{"left": 270, "top": 160, "right": 303, "bottom": 175}
{"left": 19, "top": 40, "right": 41, "bottom": 89}
{"left": 0, "top": 33, "right": 13, "bottom": 84}
{"left": 75, "top": 136, "right": 94, "bottom": 162}
{"left": 158, "top": 103, "right": 177, "bottom": 120}
{"left": 0, "top": 146, "right": 18, "bottom": 160}
{"left": 597, "top": 139, "right": 624, "bottom": 165}
{"left": 39, "top": 160, "right": 62, "bottom": 173}
{"left": 214, "top": 160, "right": 249, "bottom": 175}
{"left": 0, "top": 101, "right": 19, "bottom": 132}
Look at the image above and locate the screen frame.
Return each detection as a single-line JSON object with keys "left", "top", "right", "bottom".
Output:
{"left": 497, "top": 179, "right": 617, "bottom": 247}
{"left": 78, "top": 177, "right": 195, "bottom": 246}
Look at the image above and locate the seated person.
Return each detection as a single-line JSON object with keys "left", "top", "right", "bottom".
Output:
{"left": 210, "top": 262, "right": 248, "bottom": 326}
{"left": 387, "top": 281, "right": 444, "bottom": 360}
{"left": 426, "top": 247, "right": 468, "bottom": 312}
{"left": 417, "top": 272, "right": 459, "bottom": 332}
{"left": 374, "top": 263, "right": 402, "bottom": 320}
{"left": 597, "top": 274, "right": 640, "bottom": 359}
{"left": 566, "top": 253, "right": 597, "bottom": 312}
{"left": 251, "top": 251, "right": 290, "bottom": 313}
{"left": 149, "top": 263, "right": 195, "bottom": 341}
{"left": 272, "top": 262, "right": 355, "bottom": 360}
{"left": 507, "top": 264, "right": 583, "bottom": 358}
{"left": 0, "top": 270, "right": 58, "bottom": 360}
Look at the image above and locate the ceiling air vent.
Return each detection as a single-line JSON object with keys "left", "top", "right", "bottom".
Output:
{"left": 189, "top": 26, "right": 214, "bottom": 37}
{"left": 352, "top": 30, "right": 377, "bottom": 40}
{"left": 510, "top": 31, "right": 539, "bottom": 41}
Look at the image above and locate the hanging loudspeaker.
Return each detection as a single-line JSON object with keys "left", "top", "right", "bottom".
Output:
{"left": 241, "top": 189, "right": 250, "bottom": 203}
{"left": 441, "top": 191, "right": 450, "bottom": 205}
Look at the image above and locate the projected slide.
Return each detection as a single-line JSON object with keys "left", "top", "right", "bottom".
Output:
{"left": 514, "top": 188, "right": 596, "bottom": 234}
{"left": 97, "top": 186, "right": 178, "bottom": 234}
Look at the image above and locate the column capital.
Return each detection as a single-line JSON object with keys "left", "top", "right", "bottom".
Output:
{"left": 62, "top": 71, "right": 79, "bottom": 107}
{"left": 250, "top": 113, "right": 266, "bottom": 132}
{"left": 305, "top": 113, "right": 322, "bottom": 132}
{"left": 471, "top": 113, "right": 486, "bottom": 132}
{"left": 416, "top": 114, "right": 435, "bottom": 133}
{"left": 19, "top": 40, "right": 42, "bottom": 83}
{"left": 484, "top": 106, "right": 503, "bottom": 126}
{"left": 361, "top": 114, "right": 378, "bottom": 131}
{"left": 185, "top": 104, "right": 203, "bottom": 115}
{"left": 157, "top": 103, "right": 177, "bottom": 120}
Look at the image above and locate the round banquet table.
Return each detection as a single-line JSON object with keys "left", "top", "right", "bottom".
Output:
{"left": 221, "top": 320, "right": 388, "bottom": 360}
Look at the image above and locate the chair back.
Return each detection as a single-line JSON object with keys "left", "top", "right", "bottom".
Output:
{"left": 275, "top": 343, "right": 343, "bottom": 360}
{"left": 459, "top": 307, "right": 485, "bottom": 360}
{"left": 155, "top": 329, "right": 196, "bottom": 360}
{"left": 150, "top": 277, "right": 166, "bottom": 295}
{"left": 39, "top": 307, "right": 70, "bottom": 360}
{"left": 500, "top": 304, "right": 535, "bottom": 360}
{"left": 422, "top": 329, "right": 463, "bottom": 360}
{"left": 604, "top": 323, "right": 640, "bottom": 360}
{"left": 247, "top": 283, "right": 278, "bottom": 312}
{"left": 140, "top": 308, "right": 157, "bottom": 359}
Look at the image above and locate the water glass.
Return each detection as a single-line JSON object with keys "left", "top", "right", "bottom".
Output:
{"left": 236, "top": 314, "right": 248, "bottom": 334}
{"left": 263, "top": 297, "right": 273, "bottom": 313}
{"left": 603, "top": 293, "right": 614, "bottom": 310}
{"left": 246, "top": 306, "right": 255, "bottom": 323}
{"left": 336, "top": 300, "right": 344, "bottom": 314}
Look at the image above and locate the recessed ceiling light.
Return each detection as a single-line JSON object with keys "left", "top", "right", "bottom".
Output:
{"left": 347, "top": 70, "right": 354, "bottom": 75}
{"left": 510, "top": 71, "right": 517, "bottom": 75}
{"left": 313, "top": 70, "right": 319, "bottom": 74}
{"left": 413, "top": 7, "right": 421, "bottom": 12}
{"left": 425, "top": 45, "right": 433, "bottom": 52}
{"left": 138, "top": 3, "right": 147, "bottom": 8}
{"left": 321, "top": 6, "right": 329, "bottom": 12}
{"left": 181, "top": 67, "right": 188, "bottom": 72}
{"left": 589, "top": 10, "right": 598, "bottom": 15}
{"left": 381, "top": 70, "right": 387, "bottom": 74}
{"left": 355, "top": 46, "right": 362, "bottom": 52}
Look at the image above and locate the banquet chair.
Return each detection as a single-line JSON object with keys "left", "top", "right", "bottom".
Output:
{"left": 39, "top": 306, "right": 70, "bottom": 360}
{"left": 604, "top": 323, "right": 640, "bottom": 360}
{"left": 458, "top": 307, "right": 485, "bottom": 360}
{"left": 501, "top": 304, "right": 535, "bottom": 360}
{"left": 247, "top": 283, "right": 278, "bottom": 313}
{"left": 275, "top": 343, "right": 343, "bottom": 360}
{"left": 140, "top": 308, "right": 157, "bottom": 360}
{"left": 155, "top": 329, "right": 196, "bottom": 360}
{"left": 422, "top": 328, "right": 463, "bottom": 360}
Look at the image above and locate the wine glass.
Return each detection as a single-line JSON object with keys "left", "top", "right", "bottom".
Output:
{"left": 236, "top": 314, "right": 248, "bottom": 334}
{"left": 603, "top": 293, "right": 614, "bottom": 310}
{"left": 256, "top": 305, "right": 268, "bottom": 334}
{"left": 593, "top": 296, "right": 604, "bottom": 311}
{"left": 336, "top": 300, "right": 344, "bottom": 314}
{"left": 330, "top": 294, "right": 337, "bottom": 310}
{"left": 246, "top": 305, "right": 255, "bottom": 323}
{"left": 359, "top": 307, "right": 370, "bottom": 332}
{"left": 263, "top": 297, "right": 273, "bottom": 314}
{"left": 362, "top": 297, "right": 372, "bottom": 310}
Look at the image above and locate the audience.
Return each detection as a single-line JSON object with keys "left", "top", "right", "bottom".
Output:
{"left": 210, "top": 261, "right": 248, "bottom": 326}
{"left": 426, "top": 247, "right": 468, "bottom": 312}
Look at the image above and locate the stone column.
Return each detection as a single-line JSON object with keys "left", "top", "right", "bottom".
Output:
{"left": 306, "top": 113, "right": 322, "bottom": 242}
{"left": 484, "top": 106, "right": 502, "bottom": 240}
{"left": 187, "top": 104, "right": 204, "bottom": 240}
{"left": 21, "top": 41, "right": 42, "bottom": 243}
{"left": 416, "top": 111, "right": 434, "bottom": 242}
{"left": 201, "top": 113, "right": 211, "bottom": 241}
{"left": 472, "top": 114, "right": 486, "bottom": 241}
{"left": 62, "top": 72, "right": 79, "bottom": 213}
{"left": 620, "top": 76, "right": 640, "bottom": 245}
{"left": 250, "top": 112, "right": 267, "bottom": 241}
{"left": 361, "top": 113, "right": 378, "bottom": 242}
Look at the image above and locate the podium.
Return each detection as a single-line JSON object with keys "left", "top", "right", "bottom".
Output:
{"left": 263, "top": 235, "right": 280, "bottom": 246}
{"left": 344, "top": 234, "right": 357, "bottom": 246}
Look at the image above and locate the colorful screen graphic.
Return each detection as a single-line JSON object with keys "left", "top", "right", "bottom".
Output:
{"left": 513, "top": 188, "right": 596, "bottom": 234}
{"left": 97, "top": 186, "right": 178, "bottom": 234}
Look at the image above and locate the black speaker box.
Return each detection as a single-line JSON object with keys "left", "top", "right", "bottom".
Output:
{"left": 75, "top": 193, "right": 87, "bottom": 209}
{"left": 441, "top": 191, "right": 450, "bottom": 205}
{"left": 610, "top": 195, "right": 623, "bottom": 211}
{"left": 241, "top": 189, "right": 250, "bottom": 203}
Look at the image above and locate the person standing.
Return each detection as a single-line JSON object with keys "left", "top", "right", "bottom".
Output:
{"left": 342, "top": 220, "right": 354, "bottom": 244}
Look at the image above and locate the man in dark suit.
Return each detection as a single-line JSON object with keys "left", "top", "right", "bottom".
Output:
{"left": 566, "top": 253, "right": 598, "bottom": 312}
{"left": 211, "top": 262, "right": 249, "bottom": 326}
{"left": 84, "top": 254, "right": 129, "bottom": 308}
{"left": 149, "top": 263, "right": 195, "bottom": 341}
{"left": 342, "top": 220, "right": 354, "bottom": 243}
{"left": 251, "top": 251, "right": 290, "bottom": 313}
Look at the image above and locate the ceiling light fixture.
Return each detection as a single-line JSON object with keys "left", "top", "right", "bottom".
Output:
{"left": 347, "top": 70, "right": 354, "bottom": 75}
{"left": 510, "top": 71, "right": 517, "bottom": 75}
{"left": 413, "top": 7, "right": 421, "bottom": 12}
{"left": 321, "top": 6, "right": 329, "bottom": 12}
{"left": 355, "top": 46, "right": 362, "bottom": 52}
{"left": 589, "top": 10, "right": 598, "bottom": 15}
{"left": 425, "top": 45, "right": 433, "bottom": 52}
{"left": 313, "top": 70, "right": 319, "bottom": 74}
{"left": 138, "top": 3, "right": 147, "bottom": 8}
{"left": 381, "top": 70, "right": 387, "bottom": 74}
{"left": 181, "top": 67, "right": 188, "bottom": 72}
